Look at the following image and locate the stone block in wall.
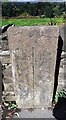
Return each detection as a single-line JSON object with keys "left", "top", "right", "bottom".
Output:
{"left": 3, "top": 92, "right": 16, "bottom": 101}
{"left": 4, "top": 83, "right": 14, "bottom": 92}
{"left": 7, "top": 26, "right": 59, "bottom": 108}
{"left": 1, "top": 40, "right": 9, "bottom": 50}
{"left": 0, "top": 31, "right": 9, "bottom": 51}
{"left": 3, "top": 65, "right": 13, "bottom": 84}
{"left": 1, "top": 56, "right": 10, "bottom": 64}
{"left": 3, "top": 64, "right": 12, "bottom": 76}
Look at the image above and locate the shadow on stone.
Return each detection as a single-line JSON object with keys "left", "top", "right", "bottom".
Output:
{"left": 0, "top": 61, "right": 2, "bottom": 103}
{"left": 53, "top": 97, "right": 66, "bottom": 120}
{"left": 52, "top": 35, "right": 63, "bottom": 102}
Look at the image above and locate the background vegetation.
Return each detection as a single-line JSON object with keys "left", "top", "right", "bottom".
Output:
{"left": 1, "top": 2, "right": 66, "bottom": 26}
{"left": 2, "top": 18, "right": 64, "bottom": 26}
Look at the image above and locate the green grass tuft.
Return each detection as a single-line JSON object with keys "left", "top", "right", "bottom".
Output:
{"left": 0, "top": 18, "right": 64, "bottom": 27}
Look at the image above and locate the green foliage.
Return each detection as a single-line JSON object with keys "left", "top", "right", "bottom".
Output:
{"left": 3, "top": 101, "right": 17, "bottom": 110}
{"left": 2, "top": 2, "right": 65, "bottom": 18}
{"left": 53, "top": 5, "right": 61, "bottom": 17}
{"left": 55, "top": 89, "right": 66, "bottom": 103}
{"left": 44, "top": 5, "right": 54, "bottom": 18}
{"left": 21, "top": 12, "right": 29, "bottom": 17}
{"left": 63, "top": 14, "right": 66, "bottom": 23}
{"left": 1, "top": 18, "right": 64, "bottom": 27}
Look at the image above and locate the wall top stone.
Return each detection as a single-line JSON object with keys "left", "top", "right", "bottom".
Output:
{"left": 8, "top": 26, "right": 59, "bottom": 36}
{"left": 7, "top": 26, "right": 59, "bottom": 51}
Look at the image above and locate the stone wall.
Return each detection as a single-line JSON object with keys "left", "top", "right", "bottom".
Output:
{"left": 0, "top": 28, "right": 15, "bottom": 101}
{"left": 0, "top": 26, "right": 65, "bottom": 109}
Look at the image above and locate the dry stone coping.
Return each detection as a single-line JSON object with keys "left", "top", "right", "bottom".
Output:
{"left": 0, "top": 50, "right": 10, "bottom": 56}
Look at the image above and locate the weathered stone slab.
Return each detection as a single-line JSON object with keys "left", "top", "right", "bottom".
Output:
{"left": 7, "top": 26, "right": 59, "bottom": 108}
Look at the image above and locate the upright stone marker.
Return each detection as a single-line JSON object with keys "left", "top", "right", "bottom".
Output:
{"left": 7, "top": 26, "right": 59, "bottom": 108}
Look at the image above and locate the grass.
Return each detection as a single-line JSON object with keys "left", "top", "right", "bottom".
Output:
{"left": 0, "top": 17, "right": 64, "bottom": 27}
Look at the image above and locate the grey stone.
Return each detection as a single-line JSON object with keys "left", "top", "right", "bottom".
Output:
{"left": 13, "top": 108, "right": 56, "bottom": 118}
{"left": 7, "top": 26, "right": 59, "bottom": 108}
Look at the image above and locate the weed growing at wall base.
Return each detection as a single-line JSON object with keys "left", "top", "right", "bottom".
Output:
{"left": 55, "top": 89, "right": 66, "bottom": 103}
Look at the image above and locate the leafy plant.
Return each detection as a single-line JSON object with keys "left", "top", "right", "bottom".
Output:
{"left": 55, "top": 89, "right": 66, "bottom": 103}
{"left": 3, "top": 101, "right": 17, "bottom": 110}
{"left": 8, "top": 102, "right": 17, "bottom": 110}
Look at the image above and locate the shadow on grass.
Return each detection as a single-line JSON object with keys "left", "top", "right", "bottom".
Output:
{"left": 53, "top": 97, "right": 66, "bottom": 120}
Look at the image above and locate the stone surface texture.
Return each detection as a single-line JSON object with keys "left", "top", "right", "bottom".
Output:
{"left": 7, "top": 26, "right": 59, "bottom": 108}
